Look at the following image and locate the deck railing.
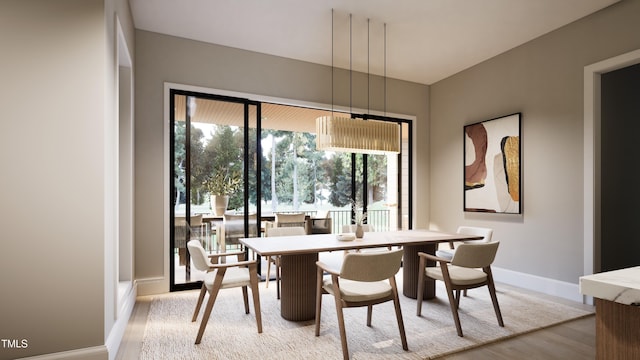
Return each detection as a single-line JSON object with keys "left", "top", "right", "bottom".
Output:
{"left": 213, "top": 208, "right": 392, "bottom": 234}
{"left": 300, "top": 209, "right": 390, "bottom": 234}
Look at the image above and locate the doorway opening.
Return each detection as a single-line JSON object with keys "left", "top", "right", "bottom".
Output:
{"left": 583, "top": 48, "right": 640, "bottom": 279}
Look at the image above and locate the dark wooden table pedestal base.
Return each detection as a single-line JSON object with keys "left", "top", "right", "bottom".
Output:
{"left": 402, "top": 243, "right": 436, "bottom": 300}
{"left": 278, "top": 244, "right": 438, "bottom": 321}
{"left": 279, "top": 253, "right": 318, "bottom": 321}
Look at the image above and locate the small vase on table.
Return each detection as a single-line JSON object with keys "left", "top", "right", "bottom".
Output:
{"left": 355, "top": 224, "right": 364, "bottom": 239}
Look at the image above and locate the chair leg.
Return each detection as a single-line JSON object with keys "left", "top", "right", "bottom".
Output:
{"left": 416, "top": 256, "right": 426, "bottom": 316}
{"left": 249, "top": 265, "right": 263, "bottom": 333}
{"left": 192, "top": 283, "right": 208, "bottom": 322}
{"left": 242, "top": 286, "right": 249, "bottom": 314}
{"left": 196, "top": 281, "right": 222, "bottom": 344}
{"left": 315, "top": 267, "right": 323, "bottom": 336}
{"left": 441, "top": 269, "right": 464, "bottom": 337}
{"left": 485, "top": 268, "right": 504, "bottom": 327}
{"left": 366, "top": 305, "right": 373, "bottom": 327}
{"left": 390, "top": 277, "right": 409, "bottom": 351}
{"left": 333, "top": 294, "right": 350, "bottom": 360}
{"left": 265, "top": 256, "right": 271, "bottom": 288}
{"left": 276, "top": 256, "right": 281, "bottom": 300}
{"left": 195, "top": 273, "right": 224, "bottom": 344}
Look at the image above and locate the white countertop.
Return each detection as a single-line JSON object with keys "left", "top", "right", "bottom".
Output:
{"left": 579, "top": 266, "right": 640, "bottom": 306}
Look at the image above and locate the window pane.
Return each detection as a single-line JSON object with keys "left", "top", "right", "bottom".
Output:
{"left": 367, "top": 153, "right": 394, "bottom": 231}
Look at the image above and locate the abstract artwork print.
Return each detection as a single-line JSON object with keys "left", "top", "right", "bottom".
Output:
{"left": 464, "top": 113, "right": 521, "bottom": 214}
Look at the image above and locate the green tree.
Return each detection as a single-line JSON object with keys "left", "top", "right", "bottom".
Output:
{"left": 201, "top": 125, "right": 243, "bottom": 210}
{"left": 274, "top": 133, "right": 294, "bottom": 205}
{"left": 173, "top": 122, "right": 207, "bottom": 207}
{"left": 246, "top": 128, "right": 259, "bottom": 207}
{"left": 173, "top": 121, "right": 186, "bottom": 207}
{"left": 188, "top": 126, "right": 206, "bottom": 205}
{"left": 367, "top": 154, "right": 388, "bottom": 203}
{"left": 298, "top": 133, "right": 323, "bottom": 205}
{"left": 328, "top": 154, "right": 351, "bottom": 207}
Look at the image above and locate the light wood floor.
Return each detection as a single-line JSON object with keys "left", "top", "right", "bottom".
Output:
{"left": 442, "top": 315, "right": 595, "bottom": 359}
{"left": 115, "top": 283, "right": 596, "bottom": 360}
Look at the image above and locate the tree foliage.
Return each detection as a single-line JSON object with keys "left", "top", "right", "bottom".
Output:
{"left": 175, "top": 120, "right": 389, "bottom": 213}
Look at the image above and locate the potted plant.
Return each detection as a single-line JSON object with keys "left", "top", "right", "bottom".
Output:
{"left": 204, "top": 167, "right": 242, "bottom": 215}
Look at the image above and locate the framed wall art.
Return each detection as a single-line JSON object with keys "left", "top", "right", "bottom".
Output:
{"left": 464, "top": 113, "right": 521, "bottom": 214}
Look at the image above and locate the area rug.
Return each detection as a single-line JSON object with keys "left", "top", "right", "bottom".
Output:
{"left": 139, "top": 278, "right": 592, "bottom": 360}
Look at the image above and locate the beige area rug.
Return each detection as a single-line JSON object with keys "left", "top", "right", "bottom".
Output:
{"left": 140, "top": 277, "right": 592, "bottom": 360}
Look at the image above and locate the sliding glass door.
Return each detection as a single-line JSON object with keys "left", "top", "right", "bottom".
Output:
{"left": 349, "top": 116, "right": 412, "bottom": 233}
{"left": 170, "top": 90, "right": 259, "bottom": 290}
{"left": 169, "top": 88, "right": 412, "bottom": 291}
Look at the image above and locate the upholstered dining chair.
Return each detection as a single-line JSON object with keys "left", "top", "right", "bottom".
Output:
{"left": 315, "top": 248, "right": 408, "bottom": 360}
{"left": 264, "top": 226, "right": 307, "bottom": 299}
{"left": 187, "top": 240, "right": 262, "bottom": 344}
{"left": 435, "top": 226, "right": 493, "bottom": 297}
{"left": 435, "top": 226, "right": 493, "bottom": 260}
{"left": 416, "top": 241, "right": 503, "bottom": 337}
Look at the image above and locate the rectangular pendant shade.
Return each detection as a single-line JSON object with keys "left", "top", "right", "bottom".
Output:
{"left": 316, "top": 115, "right": 401, "bottom": 154}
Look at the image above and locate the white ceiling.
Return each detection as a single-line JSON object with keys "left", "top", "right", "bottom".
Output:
{"left": 130, "top": 0, "right": 618, "bottom": 85}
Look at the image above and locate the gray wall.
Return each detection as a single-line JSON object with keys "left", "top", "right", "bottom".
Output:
{"left": 0, "top": 0, "right": 134, "bottom": 359}
{"left": 134, "top": 30, "right": 429, "bottom": 293}
{"left": 601, "top": 63, "right": 640, "bottom": 271}
{"left": 429, "top": 0, "right": 640, "bottom": 284}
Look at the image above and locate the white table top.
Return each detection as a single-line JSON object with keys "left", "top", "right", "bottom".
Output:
{"left": 239, "top": 229, "right": 482, "bottom": 257}
{"left": 579, "top": 266, "right": 640, "bottom": 306}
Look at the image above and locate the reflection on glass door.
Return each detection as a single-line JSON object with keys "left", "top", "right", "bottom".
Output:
{"left": 170, "top": 90, "right": 259, "bottom": 290}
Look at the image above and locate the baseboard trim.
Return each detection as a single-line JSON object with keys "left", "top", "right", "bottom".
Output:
{"left": 105, "top": 283, "right": 137, "bottom": 360}
{"left": 136, "top": 276, "right": 169, "bottom": 296}
{"left": 492, "top": 266, "right": 583, "bottom": 303}
{"left": 16, "top": 346, "right": 108, "bottom": 360}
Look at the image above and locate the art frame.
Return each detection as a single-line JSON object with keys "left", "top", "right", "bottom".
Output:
{"left": 464, "top": 113, "right": 521, "bottom": 214}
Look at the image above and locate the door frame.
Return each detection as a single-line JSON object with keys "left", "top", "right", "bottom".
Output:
{"left": 583, "top": 48, "right": 640, "bottom": 288}
{"left": 168, "top": 88, "right": 259, "bottom": 291}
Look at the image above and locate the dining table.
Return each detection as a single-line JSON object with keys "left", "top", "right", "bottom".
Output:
{"left": 240, "top": 229, "right": 483, "bottom": 321}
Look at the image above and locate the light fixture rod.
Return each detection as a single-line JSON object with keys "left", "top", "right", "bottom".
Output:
{"left": 384, "top": 23, "right": 387, "bottom": 116}
{"left": 316, "top": 12, "right": 401, "bottom": 155}
{"left": 349, "top": 13, "right": 353, "bottom": 114}
{"left": 331, "top": 9, "right": 334, "bottom": 114}
{"left": 367, "top": 18, "right": 370, "bottom": 115}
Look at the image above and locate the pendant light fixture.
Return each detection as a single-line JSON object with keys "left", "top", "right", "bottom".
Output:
{"left": 316, "top": 10, "right": 400, "bottom": 155}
